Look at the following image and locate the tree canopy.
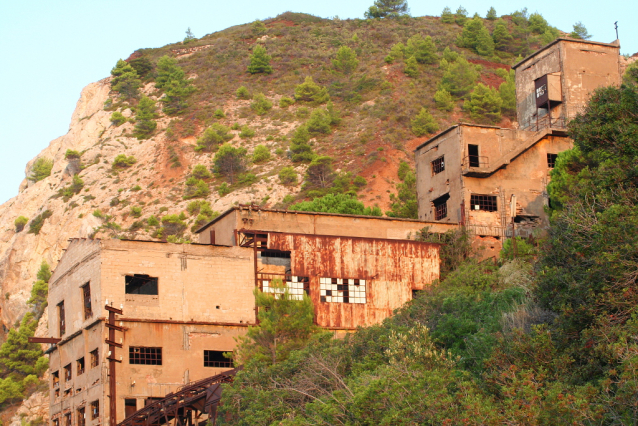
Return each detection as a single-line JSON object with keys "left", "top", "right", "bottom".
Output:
{"left": 364, "top": 0, "right": 409, "bottom": 19}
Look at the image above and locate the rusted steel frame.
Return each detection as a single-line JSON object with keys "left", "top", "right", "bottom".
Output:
{"left": 28, "top": 337, "right": 61, "bottom": 344}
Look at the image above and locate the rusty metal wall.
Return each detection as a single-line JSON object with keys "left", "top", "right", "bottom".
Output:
{"left": 268, "top": 233, "right": 440, "bottom": 329}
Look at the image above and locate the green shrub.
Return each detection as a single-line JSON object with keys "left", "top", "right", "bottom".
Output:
{"left": 306, "top": 109, "right": 331, "bottom": 135}
{"left": 130, "top": 206, "right": 142, "bottom": 218}
{"left": 279, "top": 97, "right": 294, "bottom": 108}
{"left": 411, "top": 108, "right": 439, "bottom": 136}
{"left": 147, "top": 215, "right": 160, "bottom": 227}
{"left": 28, "top": 210, "right": 52, "bottom": 235}
{"left": 110, "top": 59, "right": 141, "bottom": 100}
{"left": 463, "top": 83, "right": 503, "bottom": 123}
{"left": 59, "top": 174, "right": 84, "bottom": 201}
{"left": 439, "top": 57, "right": 480, "bottom": 98}
{"left": 251, "top": 20, "right": 267, "bottom": 36}
{"left": 110, "top": 197, "right": 120, "bottom": 207}
{"left": 131, "top": 185, "right": 141, "bottom": 191}
{"left": 290, "top": 126, "right": 315, "bottom": 163}
{"left": 493, "top": 18, "right": 513, "bottom": 51}
{"left": 29, "top": 158, "right": 53, "bottom": 182}
{"left": 434, "top": 89, "right": 455, "bottom": 111}
{"left": 247, "top": 45, "right": 273, "bottom": 74}
{"left": 294, "top": 77, "right": 329, "bottom": 105}
{"left": 156, "top": 58, "right": 195, "bottom": 115}
{"left": 364, "top": 0, "right": 409, "bottom": 18}
{"left": 231, "top": 122, "right": 241, "bottom": 130}
{"left": 252, "top": 145, "right": 271, "bottom": 163}
{"left": 404, "top": 56, "right": 418, "bottom": 77}
{"left": 14, "top": 216, "right": 28, "bottom": 232}
{"left": 278, "top": 167, "right": 298, "bottom": 185}
{"left": 441, "top": 6, "right": 454, "bottom": 23}
{"left": 195, "top": 124, "right": 234, "bottom": 152}
{"left": 500, "top": 237, "right": 537, "bottom": 260}
{"left": 192, "top": 164, "right": 213, "bottom": 179}
{"left": 110, "top": 111, "right": 127, "bottom": 127}
{"left": 353, "top": 175, "right": 367, "bottom": 188}
{"left": 236, "top": 86, "right": 251, "bottom": 99}
{"left": 112, "top": 154, "right": 137, "bottom": 168}
{"left": 385, "top": 42, "right": 405, "bottom": 63}
{"left": 406, "top": 34, "right": 438, "bottom": 64}
{"left": 455, "top": 6, "right": 468, "bottom": 26}
{"left": 250, "top": 93, "right": 273, "bottom": 115}
{"left": 213, "top": 144, "right": 248, "bottom": 184}
{"left": 332, "top": 45, "right": 359, "bottom": 74}
{"left": 128, "top": 56, "right": 153, "bottom": 79}
{"left": 238, "top": 173, "right": 258, "bottom": 185}
{"left": 498, "top": 69, "right": 516, "bottom": 116}
{"left": 304, "top": 156, "right": 335, "bottom": 189}
{"left": 183, "top": 177, "right": 210, "bottom": 199}
{"left": 387, "top": 167, "right": 418, "bottom": 219}
{"left": 291, "top": 193, "right": 381, "bottom": 216}
{"left": 218, "top": 182, "right": 231, "bottom": 196}
{"left": 64, "top": 150, "right": 81, "bottom": 160}
{"left": 161, "top": 214, "right": 187, "bottom": 237}
{"left": 27, "top": 261, "right": 50, "bottom": 318}
{"left": 213, "top": 108, "right": 225, "bottom": 118}
{"left": 239, "top": 126, "right": 256, "bottom": 139}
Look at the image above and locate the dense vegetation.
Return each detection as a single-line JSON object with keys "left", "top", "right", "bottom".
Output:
{"left": 217, "top": 72, "right": 638, "bottom": 424}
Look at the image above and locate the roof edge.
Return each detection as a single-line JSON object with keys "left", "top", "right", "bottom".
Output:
{"left": 512, "top": 37, "right": 620, "bottom": 69}
{"left": 414, "top": 122, "right": 506, "bottom": 152}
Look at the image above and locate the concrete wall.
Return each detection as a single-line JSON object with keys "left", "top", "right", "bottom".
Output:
{"left": 268, "top": 233, "right": 440, "bottom": 329}
{"left": 515, "top": 39, "right": 620, "bottom": 128}
{"left": 198, "top": 209, "right": 458, "bottom": 244}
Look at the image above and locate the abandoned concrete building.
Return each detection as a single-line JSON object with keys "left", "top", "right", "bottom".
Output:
{"left": 415, "top": 38, "right": 621, "bottom": 239}
{"left": 45, "top": 208, "right": 450, "bottom": 426}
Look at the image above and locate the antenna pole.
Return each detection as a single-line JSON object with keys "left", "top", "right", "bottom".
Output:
{"left": 615, "top": 21, "right": 619, "bottom": 40}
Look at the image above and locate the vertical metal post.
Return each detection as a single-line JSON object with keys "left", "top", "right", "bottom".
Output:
{"left": 253, "top": 232, "right": 259, "bottom": 324}
{"left": 512, "top": 217, "right": 517, "bottom": 259}
{"left": 105, "top": 304, "right": 123, "bottom": 426}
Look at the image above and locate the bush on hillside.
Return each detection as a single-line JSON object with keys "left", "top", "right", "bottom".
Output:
{"left": 112, "top": 154, "right": 137, "bottom": 168}
{"left": 247, "top": 45, "right": 273, "bottom": 74}
{"left": 194, "top": 124, "right": 234, "bottom": 152}
{"left": 291, "top": 193, "right": 381, "bottom": 216}
{"left": 279, "top": 97, "right": 294, "bottom": 108}
{"left": 252, "top": 145, "right": 271, "bottom": 163}
{"left": 434, "top": 88, "right": 455, "bottom": 111}
{"left": 14, "top": 216, "right": 28, "bottom": 232}
{"left": 28, "top": 210, "right": 52, "bottom": 235}
{"left": 294, "top": 77, "right": 330, "bottom": 105}
{"left": 110, "top": 59, "right": 141, "bottom": 100}
{"left": 289, "top": 126, "right": 315, "bottom": 163}
{"left": 463, "top": 83, "right": 503, "bottom": 123}
{"left": 250, "top": 93, "right": 273, "bottom": 115}
{"left": 64, "top": 150, "right": 81, "bottom": 160}
{"left": 183, "top": 177, "right": 210, "bottom": 200}
{"left": 411, "top": 108, "right": 439, "bottom": 136}
{"left": 213, "top": 143, "right": 247, "bottom": 184}
{"left": 278, "top": 167, "right": 298, "bottom": 185}
{"left": 332, "top": 46, "right": 359, "bottom": 74}
{"left": 133, "top": 96, "right": 158, "bottom": 139}
{"left": 191, "top": 164, "right": 212, "bottom": 180}
{"left": 29, "top": 158, "right": 53, "bottom": 182}
{"left": 236, "top": 86, "right": 251, "bottom": 99}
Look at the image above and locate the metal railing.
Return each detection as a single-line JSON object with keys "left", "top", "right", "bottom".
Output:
{"left": 462, "top": 155, "right": 489, "bottom": 169}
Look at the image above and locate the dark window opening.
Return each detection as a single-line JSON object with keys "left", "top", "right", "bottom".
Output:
{"left": 81, "top": 283, "right": 92, "bottom": 319}
{"left": 52, "top": 371, "right": 59, "bottom": 388}
{"left": 129, "top": 347, "right": 162, "bottom": 365}
{"left": 90, "top": 349, "right": 99, "bottom": 368}
{"left": 64, "top": 364, "right": 72, "bottom": 382}
{"left": 260, "top": 250, "right": 291, "bottom": 259}
{"left": 53, "top": 419, "right": 60, "bottom": 426}
{"left": 77, "top": 357, "right": 85, "bottom": 376}
{"left": 125, "top": 399, "right": 137, "bottom": 418}
{"left": 204, "top": 350, "right": 233, "bottom": 368}
{"left": 433, "top": 194, "right": 450, "bottom": 220}
{"left": 547, "top": 153, "right": 558, "bottom": 168}
{"left": 58, "top": 302, "right": 65, "bottom": 336}
{"left": 432, "top": 156, "right": 445, "bottom": 174}
{"left": 77, "top": 407, "right": 85, "bottom": 426}
{"left": 470, "top": 194, "right": 498, "bottom": 212}
{"left": 125, "top": 274, "right": 158, "bottom": 295}
{"left": 64, "top": 413, "right": 71, "bottom": 426}
{"left": 468, "top": 145, "right": 480, "bottom": 167}
{"left": 54, "top": 389, "right": 60, "bottom": 398}
{"left": 90, "top": 401, "right": 99, "bottom": 420}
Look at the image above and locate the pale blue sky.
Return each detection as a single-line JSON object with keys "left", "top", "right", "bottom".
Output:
{"left": 0, "top": 0, "right": 635, "bottom": 204}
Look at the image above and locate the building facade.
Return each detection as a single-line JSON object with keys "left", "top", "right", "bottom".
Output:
{"left": 46, "top": 209, "right": 445, "bottom": 426}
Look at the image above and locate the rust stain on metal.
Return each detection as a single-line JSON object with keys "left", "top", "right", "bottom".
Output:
{"left": 267, "top": 233, "right": 440, "bottom": 329}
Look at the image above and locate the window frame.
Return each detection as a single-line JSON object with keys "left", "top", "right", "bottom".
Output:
{"left": 81, "top": 283, "right": 92, "bottom": 320}
{"left": 470, "top": 194, "right": 498, "bottom": 212}
{"left": 90, "top": 349, "right": 99, "bottom": 368}
{"left": 203, "top": 350, "right": 233, "bottom": 368}
{"left": 58, "top": 301, "right": 66, "bottom": 336}
{"left": 547, "top": 153, "right": 558, "bottom": 168}
{"left": 125, "top": 274, "right": 159, "bottom": 295}
{"left": 129, "top": 346, "right": 162, "bottom": 365}
{"left": 431, "top": 156, "right": 445, "bottom": 175}
{"left": 77, "top": 357, "right": 85, "bottom": 376}
{"left": 433, "top": 193, "right": 450, "bottom": 220}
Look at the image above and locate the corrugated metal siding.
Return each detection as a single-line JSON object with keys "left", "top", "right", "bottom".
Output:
{"left": 268, "top": 234, "right": 440, "bottom": 329}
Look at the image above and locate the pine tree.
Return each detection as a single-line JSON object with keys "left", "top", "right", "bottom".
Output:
{"left": 183, "top": 27, "right": 196, "bottom": 44}
{"left": 384, "top": 42, "right": 405, "bottom": 63}
{"left": 247, "top": 45, "right": 273, "bottom": 74}
{"left": 161, "top": 68, "right": 196, "bottom": 115}
{"left": 570, "top": 22, "right": 591, "bottom": 40}
{"left": 493, "top": 19, "right": 513, "bottom": 51}
{"left": 304, "top": 156, "right": 336, "bottom": 189}
{"left": 406, "top": 35, "right": 438, "bottom": 64}
{"left": 464, "top": 83, "right": 503, "bottom": 123}
{"left": 306, "top": 109, "right": 331, "bottom": 135}
{"left": 290, "top": 126, "right": 315, "bottom": 163}
{"left": 456, "top": 17, "right": 484, "bottom": 50}
{"left": 386, "top": 168, "right": 418, "bottom": 218}
{"left": 498, "top": 69, "right": 516, "bottom": 116}
{"left": 528, "top": 13, "right": 549, "bottom": 34}
{"left": 439, "top": 57, "right": 479, "bottom": 98}
{"left": 364, "top": 0, "right": 409, "bottom": 19}
{"left": 434, "top": 89, "right": 455, "bottom": 111}
{"left": 110, "top": 59, "right": 141, "bottom": 100}
{"left": 133, "top": 96, "right": 158, "bottom": 139}
{"left": 155, "top": 55, "right": 179, "bottom": 89}
{"left": 194, "top": 124, "right": 234, "bottom": 152}
{"left": 333, "top": 46, "right": 359, "bottom": 74}
{"left": 213, "top": 143, "right": 247, "bottom": 184}
{"left": 486, "top": 7, "right": 497, "bottom": 20}
{"left": 441, "top": 6, "right": 454, "bottom": 24}
{"left": 476, "top": 26, "right": 495, "bottom": 57}
{"left": 411, "top": 108, "right": 439, "bottom": 136}
{"left": 455, "top": 6, "right": 468, "bottom": 26}
{"left": 404, "top": 56, "right": 418, "bottom": 77}
{"left": 294, "top": 77, "right": 330, "bottom": 105}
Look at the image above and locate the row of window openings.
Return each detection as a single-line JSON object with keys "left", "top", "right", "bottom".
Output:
{"left": 52, "top": 350, "right": 99, "bottom": 389}
{"left": 53, "top": 402, "right": 99, "bottom": 426}
{"left": 432, "top": 150, "right": 559, "bottom": 173}
{"left": 58, "top": 275, "right": 159, "bottom": 336}
{"left": 432, "top": 194, "right": 499, "bottom": 220}
{"left": 261, "top": 277, "right": 367, "bottom": 304}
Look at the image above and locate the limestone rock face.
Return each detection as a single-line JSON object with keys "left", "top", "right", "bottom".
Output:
{"left": 9, "top": 391, "right": 50, "bottom": 426}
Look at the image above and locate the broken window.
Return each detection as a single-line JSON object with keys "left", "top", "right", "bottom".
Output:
{"left": 52, "top": 371, "right": 60, "bottom": 389}
{"left": 77, "top": 357, "right": 85, "bottom": 376}
{"left": 125, "top": 399, "right": 137, "bottom": 418}
{"left": 125, "top": 274, "right": 158, "bottom": 295}
{"left": 90, "top": 401, "right": 99, "bottom": 420}
{"left": 260, "top": 250, "right": 291, "bottom": 259}
{"left": 547, "top": 153, "right": 558, "bottom": 168}
{"left": 64, "top": 364, "right": 72, "bottom": 382}
{"left": 433, "top": 194, "right": 450, "bottom": 220}
{"left": 319, "top": 278, "right": 366, "bottom": 304}
{"left": 77, "top": 407, "right": 85, "bottom": 426}
{"left": 129, "top": 347, "right": 162, "bottom": 365}
{"left": 81, "top": 283, "right": 92, "bottom": 320}
{"left": 431, "top": 156, "right": 445, "bottom": 174}
{"left": 468, "top": 144, "right": 480, "bottom": 167}
{"left": 53, "top": 419, "right": 60, "bottom": 426}
{"left": 64, "top": 413, "right": 72, "bottom": 426}
{"left": 204, "top": 350, "right": 233, "bottom": 368}
{"left": 58, "top": 301, "right": 66, "bottom": 336}
{"left": 470, "top": 194, "right": 498, "bottom": 212}
{"left": 261, "top": 276, "right": 309, "bottom": 301}
{"left": 90, "top": 349, "right": 99, "bottom": 368}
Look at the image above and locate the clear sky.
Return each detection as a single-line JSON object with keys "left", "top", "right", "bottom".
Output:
{"left": 0, "top": 0, "right": 635, "bottom": 204}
